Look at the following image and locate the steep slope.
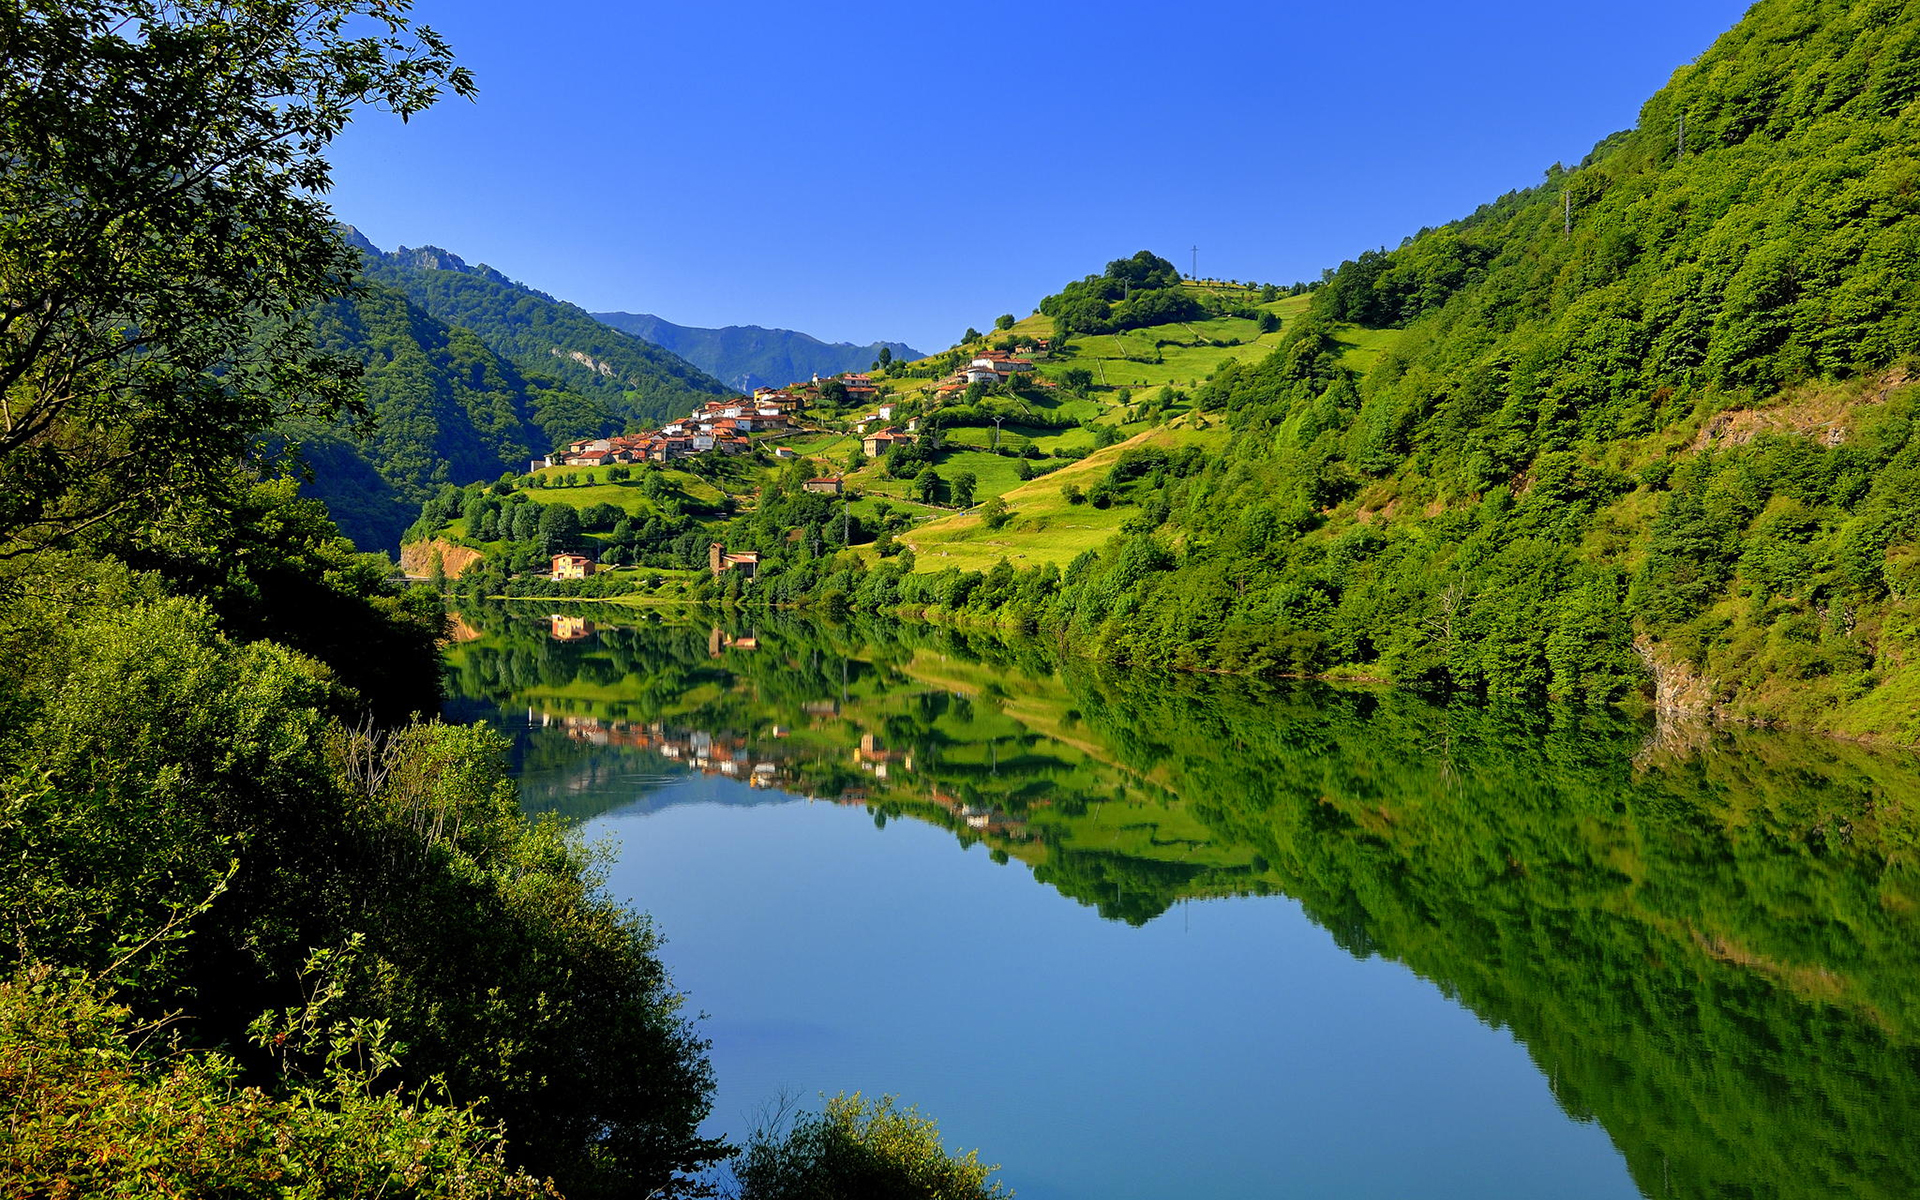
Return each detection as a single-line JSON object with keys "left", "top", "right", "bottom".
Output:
{"left": 285, "top": 280, "right": 553, "bottom": 552}
{"left": 346, "top": 229, "right": 730, "bottom": 427}
{"left": 862, "top": 0, "right": 1920, "bottom": 741}
{"left": 594, "top": 311, "right": 921, "bottom": 393}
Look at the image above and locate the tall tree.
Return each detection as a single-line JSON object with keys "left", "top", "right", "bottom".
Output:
{"left": 0, "top": 0, "right": 474, "bottom": 556}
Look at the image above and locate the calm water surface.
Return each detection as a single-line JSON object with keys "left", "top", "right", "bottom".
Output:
{"left": 445, "top": 608, "right": 1920, "bottom": 1200}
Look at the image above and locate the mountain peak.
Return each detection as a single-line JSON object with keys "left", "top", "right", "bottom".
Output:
{"left": 337, "top": 223, "right": 381, "bottom": 255}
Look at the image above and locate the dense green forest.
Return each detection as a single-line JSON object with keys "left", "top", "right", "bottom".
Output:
{"left": 285, "top": 279, "right": 552, "bottom": 550}
{"left": 594, "top": 311, "right": 922, "bottom": 394}
{"left": 351, "top": 232, "right": 731, "bottom": 427}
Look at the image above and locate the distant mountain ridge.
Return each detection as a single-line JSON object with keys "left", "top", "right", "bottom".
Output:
{"left": 343, "top": 229, "right": 731, "bottom": 426}
{"left": 593, "top": 311, "right": 922, "bottom": 393}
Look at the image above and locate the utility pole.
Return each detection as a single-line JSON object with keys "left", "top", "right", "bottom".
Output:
{"left": 1190, "top": 245, "right": 1198, "bottom": 280}
{"left": 990, "top": 415, "right": 1005, "bottom": 452}
{"left": 1563, "top": 188, "right": 1571, "bottom": 234}
{"left": 842, "top": 496, "right": 850, "bottom": 546}
{"left": 1677, "top": 111, "right": 1686, "bottom": 160}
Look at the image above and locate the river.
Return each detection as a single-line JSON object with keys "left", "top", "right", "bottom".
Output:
{"left": 443, "top": 606, "right": 1920, "bottom": 1200}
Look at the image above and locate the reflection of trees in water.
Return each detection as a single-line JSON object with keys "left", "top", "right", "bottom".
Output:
{"left": 445, "top": 603, "right": 1920, "bottom": 1200}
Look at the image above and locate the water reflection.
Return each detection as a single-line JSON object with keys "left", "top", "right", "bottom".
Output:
{"left": 444, "top": 604, "right": 1920, "bottom": 1200}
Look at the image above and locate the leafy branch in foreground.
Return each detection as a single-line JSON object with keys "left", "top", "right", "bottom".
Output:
{"left": 0, "top": 0, "right": 474, "bottom": 556}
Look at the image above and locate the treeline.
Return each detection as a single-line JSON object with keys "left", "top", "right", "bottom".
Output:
{"left": 1040, "top": 251, "right": 1243, "bottom": 336}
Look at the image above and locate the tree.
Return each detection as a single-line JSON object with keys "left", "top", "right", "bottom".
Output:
{"left": 951, "top": 471, "right": 978, "bottom": 507}
{"left": 536, "top": 503, "right": 582, "bottom": 553}
{"left": 0, "top": 1, "right": 473, "bottom": 557}
{"left": 981, "top": 496, "right": 1011, "bottom": 529}
{"left": 877, "top": 346, "right": 893, "bottom": 368}
{"left": 914, "top": 467, "right": 942, "bottom": 504}
{"left": 963, "top": 327, "right": 983, "bottom": 344}
{"left": 995, "top": 314, "right": 1015, "bottom": 330}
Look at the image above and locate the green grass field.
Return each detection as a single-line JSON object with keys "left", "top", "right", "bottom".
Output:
{"left": 901, "top": 423, "right": 1227, "bottom": 573}
{"left": 1331, "top": 323, "right": 1407, "bottom": 374}
{"left": 524, "top": 465, "right": 728, "bottom": 512}
{"left": 928, "top": 448, "right": 1029, "bottom": 501}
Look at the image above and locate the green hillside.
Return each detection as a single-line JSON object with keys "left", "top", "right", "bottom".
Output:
{"left": 400, "top": 0, "right": 1920, "bottom": 744}
{"left": 348, "top": 230, "right": 730, "bottom": 427}
{"left": 850, "top": 0, "right": 1920, "bottom": 742}
{"left": 284, "top": 279, "right": 551, "bottom": 550}
{"left": 593, "top": 311, "right": 922, "bottom": 393}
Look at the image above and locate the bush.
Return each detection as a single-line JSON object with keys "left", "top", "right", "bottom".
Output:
{"left": 734, "top": 1093, "right": 1010, "bottom": 1200}
{"left": 0, "top": 563, "right": 727, "bottom": 1199}
{"left": 0, "top": 966, "right": 554, "bottom": 1200}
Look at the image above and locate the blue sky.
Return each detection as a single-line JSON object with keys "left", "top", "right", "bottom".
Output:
{"left": 325, "top": 0, "right": 1751, "bottom": 353}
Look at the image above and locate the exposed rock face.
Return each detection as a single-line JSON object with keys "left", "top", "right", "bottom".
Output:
{"left": 553, "top": 347, "right": 616, "bottom": 377}
{"left": 1634, "top": 634, "right": 1720, "bottom": 717}
{"left": 399, "top": 538, "right": 483, "bottom": 580}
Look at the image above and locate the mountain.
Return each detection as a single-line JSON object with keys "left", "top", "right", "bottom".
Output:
{"left": 344, "top": 229, "right": 731, "bottom": 425}
{"left": 818, "top": 0, "right": 1920, "bottom": 741}
{"left": 592, "top": 311, "right": 922, "bottom": 393}
{"left": 281, "top": 231, "right": 739, "bottom": 553}
{"left": 282, "top": 278, "right": 557, "bottom": 551}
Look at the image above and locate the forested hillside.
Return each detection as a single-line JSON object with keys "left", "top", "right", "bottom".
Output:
{"left": 889, "top": 0, "right": 1920, "bottom": 740}
{"left": 595, "top": 310, "right": 921, "bottom": 393}
{"left": 284, "top": 280, "right": 551, "bottom": 550}
{"left": 284, "top": 236, "right": 740, "bottom": 553}
{"left": 349, "top": 230, "right": 730, "bottom": 425}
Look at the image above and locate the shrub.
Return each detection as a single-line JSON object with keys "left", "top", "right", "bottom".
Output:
{"left": 734, "top": 1093, "right": 1010, "bottom": 1200}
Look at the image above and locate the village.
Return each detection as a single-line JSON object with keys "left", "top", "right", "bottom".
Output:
{"left": 535, "top": 342, "right": 1054, "bottom": 583}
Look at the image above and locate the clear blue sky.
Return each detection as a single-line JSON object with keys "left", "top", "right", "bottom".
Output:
{"left": 325, "top": 0, "right": 1751, "bottom": 353}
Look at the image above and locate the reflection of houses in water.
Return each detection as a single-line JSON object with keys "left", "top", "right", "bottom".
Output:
{"left": 708, "top": 626, "right": 761, "bottom": 657}
{"left": 549, "top": 614, "right": 595, "bottom": 641}
{"left": 853, "top": 732, "right": 912, "bottom": 781}
{"left": 527, "top": 706, "right": 791, "bottom": 789}
{"left": 925, "top": 787, "right": 1030, "bottom": 839}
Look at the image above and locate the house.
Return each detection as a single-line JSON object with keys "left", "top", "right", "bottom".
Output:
{"left": 550, "top": 553, "right": 595, "bottom": 581}
{"left": 803, "top": 476, "right": 843, "bottom": 495}
{"left": 708, "top": 543, "right": 759, "bottom": 578}
{"left": 962, "top": 363, "right": 1000, "bottom": 385}
{"left": 862, "top": 428, "right": 916, "bottom": 458}
{"left": 773, "top": 446, "right": 797, "bottom": 459}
